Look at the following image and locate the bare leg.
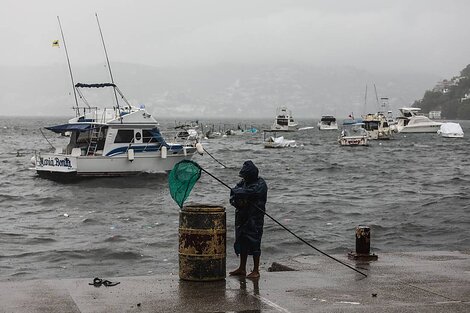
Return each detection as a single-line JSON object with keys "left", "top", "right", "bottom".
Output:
{"left": 229, "top": 251, "right": 247, "bottom": 276}
{"left": 247, "top": 255, "right": 260, "bottom": 278}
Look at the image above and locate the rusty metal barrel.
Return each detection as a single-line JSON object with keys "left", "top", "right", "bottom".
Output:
{"left": 179, "top": 204, "right": 226, "bottom": 281}
{"left": 355, "top": 225, "right": 371, "bottom": 254}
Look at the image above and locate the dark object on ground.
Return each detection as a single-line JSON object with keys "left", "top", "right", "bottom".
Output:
{"left": 89, "top": 277, "right": 121, "bottom": 287}
{"left": 268, "top": 262, "right": 297, "bottom": 272}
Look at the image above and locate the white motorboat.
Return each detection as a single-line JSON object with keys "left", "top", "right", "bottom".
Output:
{"left": 174, "top": 121, "right": 200, "bottom": 141}
{"left": 263, "top": 130, "right": 297, "bottom": 148}
{"left": 338, "top": 123, "right": 369, "bottom": 146}
{"left": 264, "top": 136, "right": 297, "bottom": 148}
{"left": 438, "top": 122, "right": 464, "bottom": 138}
{"left": 362, "top": 113, "right": 393, "bottom": 140}
{"left": 270, "top": 107, "right": 298, "bottom": 131}
{"left": 395, "top": 108, "right": 442, "bottom": 133}
{"left": 317, "top": 116, "right": 338, "bottom": 130}
{"left": 31, "top": 83, "right": 201, "bottom": 178}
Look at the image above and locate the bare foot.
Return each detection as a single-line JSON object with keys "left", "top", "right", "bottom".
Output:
{"left": 246, "top": 271, "right": 260, "bottom": 279}
{"left": 229, "top": 269, "right": 246, "bottom": 276}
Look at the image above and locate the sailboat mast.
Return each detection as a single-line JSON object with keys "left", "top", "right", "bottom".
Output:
{"left": 363, "top": 84, "right": 368, "bottom": 114}
{"left": 57, "top": 16, "right": 79, "bottom": 110}
{"left": 95, "top": 13, "right": 121, "bottom": 111}
{"left": 374, "top": 83, "right": 380, "bottom": 109}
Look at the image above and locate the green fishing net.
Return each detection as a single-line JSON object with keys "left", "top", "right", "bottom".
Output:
{"left": 168, "top": 160, "right": 202, "bottom": 208}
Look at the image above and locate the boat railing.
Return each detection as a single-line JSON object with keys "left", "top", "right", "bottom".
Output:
{"left": 73, "top": 106, "right": 120, "bottom": 123}
{"left": 142, "top": 136, "right": 155, "bottom": 152}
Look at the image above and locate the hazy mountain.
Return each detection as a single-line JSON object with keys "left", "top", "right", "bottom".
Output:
{"left": 412, "top": 64, "right": 470, "bottom": 119}
{"left": 0, "top": 63, "right": 440, "bottom": 119}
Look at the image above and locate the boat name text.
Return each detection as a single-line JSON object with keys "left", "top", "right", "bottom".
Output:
{"left": 39, "top": 157, "right": 72, "bottom": 169}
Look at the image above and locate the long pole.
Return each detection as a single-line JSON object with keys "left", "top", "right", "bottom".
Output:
{"left": 95, "top": 13, "right": 120, "bottom": 111}
{"left": 374, "top": 84, "right": 380, "bottom": 109}
{"left": 202, "top": 147, "right": 227, "bottom": 168}
{"left": 363, "top": 84, "right": 367, "bottom": 114}
{"left": 57, "top": 16, "right": 79, "bottom": 109}
{"left": 199, "top": 167, "right": 368, "bottom": 277}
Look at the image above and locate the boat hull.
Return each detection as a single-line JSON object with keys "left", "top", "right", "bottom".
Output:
{"left": 441, "top": 133, "right": 464, "bottom": 138}
{"left": 318, "top": 124, "right": 338, "bottom": 130}
{"left": 33, "top": 149, "right": 196, "bottom": 178}
{"left": 398, "top": 124, "right": 441, "bottom": 133}
{"left": 339, "top": 136, "right": 368, "bottom": 146}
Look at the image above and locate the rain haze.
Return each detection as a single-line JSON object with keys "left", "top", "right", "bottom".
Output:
{"left": 1, "top": 0, "right": 469, "bottom": 118}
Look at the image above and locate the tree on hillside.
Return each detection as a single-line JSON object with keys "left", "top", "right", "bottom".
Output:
{"left": 460, "top": 64, "right": 470, "bottom": 77}
{"left": 414, "top": 64, "right": 470, "bottom": 119}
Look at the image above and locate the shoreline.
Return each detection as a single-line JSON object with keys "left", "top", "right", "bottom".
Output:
{"left": 1, "top": 250, "right": 469, "bottom": 312}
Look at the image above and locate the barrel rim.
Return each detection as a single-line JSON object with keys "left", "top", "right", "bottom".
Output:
{"left": 182, "top": 204, "right": 225, "bottom": 212}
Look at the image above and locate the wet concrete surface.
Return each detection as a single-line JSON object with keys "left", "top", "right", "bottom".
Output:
{"left": 0, "top": 251, "right": 469, "bottom": 312}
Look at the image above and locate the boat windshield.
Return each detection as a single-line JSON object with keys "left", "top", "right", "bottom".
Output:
{"left": 276, "top": 118, "right": 288, "bottom": 126}
{"left": 341, "top": 124, "right": 367, "bottom": 136}
{"left": 364, "top": 121, "right": 379, "bottom": 130}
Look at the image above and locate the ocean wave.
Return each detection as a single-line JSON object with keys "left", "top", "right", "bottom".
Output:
{"left": 2, "top": 117, "right": 470, "bottom": 280}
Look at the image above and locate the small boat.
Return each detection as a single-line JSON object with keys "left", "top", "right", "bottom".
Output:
{"left": 264, "top": 136, "right": 297, "bottom": 148}
{"left": 224, "top": 124, "right": 245, "bottom": 136}
{"left": 362, "top": 113, "right": 393, "bottom": 140}
{"left": 263, "top": 130, "right": 296, "bottom": 148}
{"left": 395, "top": 108, "right": 442, "bottom": 133}
{"left": 317, "top": 116, "right": 338, "bottom": 130}
{"left": 438, "top": 122, "right": 464, "bottom": 138}
{"left": 174, "top": 121, "right": 200, "bottom": 140}
{"left": 31, "top": 83, "right": 202, "bottom": 178}
{"left": 270, "top": 107, "right": 298, "bottom": 131}
{"left": 342, "top": 115, "right": 363, "bottom": 126}
{"left": 338, "top": 123, "right": 369, "bottom": 146}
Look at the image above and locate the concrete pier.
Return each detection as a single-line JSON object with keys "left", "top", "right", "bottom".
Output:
{"left": 0, "top": 251, "right": 469, "bottom": 312}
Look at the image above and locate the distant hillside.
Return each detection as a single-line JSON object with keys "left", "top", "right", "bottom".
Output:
{"left": 0, "top": 63, "right": 439, "bottom": 119}
{"left": 413, "top": 64, "right": 470, "bottom": 119}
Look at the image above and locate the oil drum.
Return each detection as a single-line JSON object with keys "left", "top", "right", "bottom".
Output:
{"left": 179, "top": 204, "right": 226, "bottom": 281}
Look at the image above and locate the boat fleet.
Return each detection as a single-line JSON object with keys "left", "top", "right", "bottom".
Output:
{"left": 335, "top": 106, "right": 463, "bottom": 146}
{"left": 31, "top": 101, "right": 465, "bottom": 178}
{"left": 29, "top": 18, "right": 464, "bottom": 178}
{"left": 260, "top": 103, "right": 463, "bottom": 148}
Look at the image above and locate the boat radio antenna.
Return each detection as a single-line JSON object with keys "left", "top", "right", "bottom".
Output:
{"left": 57, "top": 16, "right": 79, "bottom": 109}
{"left": 95, "top": 13, "right": 121, "bottom": 111}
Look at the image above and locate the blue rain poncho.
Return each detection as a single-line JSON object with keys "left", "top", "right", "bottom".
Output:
{"left": 230, "top": 161, "right": 268, "bottom": 257}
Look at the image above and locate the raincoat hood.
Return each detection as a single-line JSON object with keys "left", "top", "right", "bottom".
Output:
{"left": 239, "top": 160, "right": 259, "bottom": 183}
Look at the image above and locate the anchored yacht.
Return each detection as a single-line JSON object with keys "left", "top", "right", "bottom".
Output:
{"left": 31, "top": 83, "right": 201, "bottom": 178}
{"left": 338, "top": 123, "right": 369, "bottom": 146}
{"left": 362, "top": 113, "right": 393, "bottom": 140}
{"left": 317, "top": 116, "right": 338, "bottom": 130}
{"left": 270, "top": 107, "right": 298, "bottom": 131}
{"left": 395, "top": 108, "right": 442, "bottom": 133}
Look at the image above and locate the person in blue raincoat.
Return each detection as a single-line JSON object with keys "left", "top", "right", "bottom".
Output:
{"left": 229, "top": 160, "right": 268, "bottom": 278}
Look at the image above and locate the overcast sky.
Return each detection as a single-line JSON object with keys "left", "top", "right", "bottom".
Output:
{"left": 1, "top": 0, "right": 469, "bottom": 76}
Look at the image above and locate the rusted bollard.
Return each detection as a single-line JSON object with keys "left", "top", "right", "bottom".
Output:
{"left": 179, "top": 204, "right": 226, "bottom": 281}
{"left": 348, "top": 225, "right": 378, "bottom": 261}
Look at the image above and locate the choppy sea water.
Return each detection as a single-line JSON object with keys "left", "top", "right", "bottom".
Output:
{"left": 1, "top": 116, "right": 469, "bottom": 281}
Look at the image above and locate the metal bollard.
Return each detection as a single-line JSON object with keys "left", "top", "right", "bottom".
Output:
{"left": 348, "top": 225, "right": 378, "bottom": 261}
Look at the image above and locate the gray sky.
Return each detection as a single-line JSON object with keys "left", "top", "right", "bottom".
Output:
{"left": 1, "top": 0, "right": 469, "bottom": 76}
